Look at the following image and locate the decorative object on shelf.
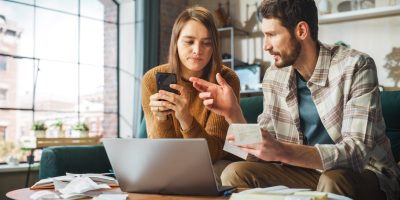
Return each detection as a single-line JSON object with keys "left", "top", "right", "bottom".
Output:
{"left": 31, "top": 121, "right": 47, "bottom": 138}
{"left": 361, "top": 0, "right": 375, "bottom": 9}
{"left": 214, "top": 1, "right": 231, "bottom": 27}
{"left": 72, "top": 122, "right": 89, "bottom": 137}
{"left": 318, "top": 0, "right": 332, "bottom": 15}
{"left": 338, "top": 0, "right": 352, "bottom": 12}
{"left": 6, "top": 155, "right": 20, "bottom": 166}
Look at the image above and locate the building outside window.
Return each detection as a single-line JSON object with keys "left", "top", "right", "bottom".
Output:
{"left": 0, "top": 0, "right": 119, "bottom": 163}
{"left": 0, "top": 88, "right": 6, "bottom": 101}
{"left": 0, "top": 126, "right": 5, "bottom": 140}
{"left": 0, "top": 55, "right": 6, "bottom": 71}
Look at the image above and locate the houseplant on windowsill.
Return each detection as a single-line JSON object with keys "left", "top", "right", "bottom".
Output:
{"left": 31, "top": 121, "right": 47, "bottom": 138}
{"left": 51, "top": 120, "right": 64, "bottom": 137}
{"left": 72, "top": 122, "right": 89, "bottom": 137}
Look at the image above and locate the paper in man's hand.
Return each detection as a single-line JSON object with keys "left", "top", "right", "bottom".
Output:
{"left": 223, "top": 124, "right": 262, "bottom": 160}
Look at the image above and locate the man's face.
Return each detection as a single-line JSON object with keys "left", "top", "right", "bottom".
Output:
{"left": 261, "top": 18, "right": 301, "bottom": 68}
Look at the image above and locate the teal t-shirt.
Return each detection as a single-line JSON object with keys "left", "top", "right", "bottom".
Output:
{"left": 297, "top": 72, "right": 334, "bottom": 145}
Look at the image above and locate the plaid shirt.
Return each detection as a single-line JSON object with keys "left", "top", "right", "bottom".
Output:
{"left": 258, "top": 42, "right": 400, "bottom": 199}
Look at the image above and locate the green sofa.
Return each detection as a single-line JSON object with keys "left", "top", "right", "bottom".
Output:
{"left": 38, "top": 93, "right": 400, "bottom": 179}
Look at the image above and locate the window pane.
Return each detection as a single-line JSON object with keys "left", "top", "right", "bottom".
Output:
{"left": 0, "top": 1, "right": 34, "bottom": 58}
{"left": 0, "top": 110, "right": 33, "bottom": 163}
{"left": 80, "top": 18, "right": 104, "bottom": 66}
{"left": 81, "top": 0, "right": 104, "bottom": 21}
{"left": 36, "top": 8, "right": 78, "bottom": 62}
{"left": 0, "top": 57, "right": 34, "bottom": 109}
{"left": 80, "top": 111, "right": 103, "bottom": 137}
{"left": 34, "top": 111, "right": 77, "bottom": 138}
{"left": 36, "top": 0, "right": 78, "bottom": 14}
{"left": 0, "top": 55, "right": 6, "bottom": 71}
{"left": 35, "top": 61, "right": 78, "bottom": 112}
{"left": 10, "top": 0, "right": 34, "bottom": 5}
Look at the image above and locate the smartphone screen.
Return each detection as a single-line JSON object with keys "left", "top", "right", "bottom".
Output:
{"left": 156, "top": 72, "right": 179, "bottom": 94}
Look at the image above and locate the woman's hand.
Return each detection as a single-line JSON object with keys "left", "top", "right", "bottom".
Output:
{"left": 149, "top": 93, "right": 173, "bottom": 121}
{"left": 158, "top": 84, "right": 193, "bottom": 130}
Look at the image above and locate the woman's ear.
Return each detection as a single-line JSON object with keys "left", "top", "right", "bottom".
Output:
{"left": 295, "top": 21, "right": 309, "bottom": 40}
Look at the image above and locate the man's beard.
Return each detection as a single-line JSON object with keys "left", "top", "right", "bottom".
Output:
{"left": 275, "top": 37, "right": 301, "bottom": 68}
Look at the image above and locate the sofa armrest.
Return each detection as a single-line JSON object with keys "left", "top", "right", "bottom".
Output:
{"left": 39, "top": 145, "right": 112, "bottom": 179}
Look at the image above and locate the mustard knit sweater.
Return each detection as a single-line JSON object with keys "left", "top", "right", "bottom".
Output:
{"left": 141, "top": 64, "right": 240, "bottom": 163}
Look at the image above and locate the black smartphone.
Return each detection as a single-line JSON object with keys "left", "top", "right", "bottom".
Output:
{"left": 156, "top": 72, "right": 179, "bottom": 94}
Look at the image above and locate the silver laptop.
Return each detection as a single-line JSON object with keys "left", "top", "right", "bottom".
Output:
{"left": 103, "top": 138, "right": 234, "bottom": 196}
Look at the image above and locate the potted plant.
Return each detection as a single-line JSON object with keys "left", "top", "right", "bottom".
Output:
{"left": 31, "top": 121, "right": 47, "bottom": 138}
{"left": 51, "top": 120, "right": 64, "bottom": 137}
{"left": 72, "top": 122, "right": 89, "bottom": 137}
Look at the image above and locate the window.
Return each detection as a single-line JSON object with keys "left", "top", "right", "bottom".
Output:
{"left": 0, "top": 126, "right": 5, "bottom": 140}
{"left": 0, "top": 88, "right": 6, "bottom": 101}
{"left": 0, "top": 55, "right": 6, "bottom": 71}
{"left": 0, "top": 0, "right": 119, "bottom": 163}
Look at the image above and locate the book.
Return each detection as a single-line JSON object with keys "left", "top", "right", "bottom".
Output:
{"left": 31, "top": 173, "right": 118, "bottom": 190}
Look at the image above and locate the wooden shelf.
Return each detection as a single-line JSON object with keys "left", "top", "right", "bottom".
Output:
{"left": 319, "top": 5, "right": 400, "bottom": 24}
{"left": 20, "top": 136, "right": 101, "bottom": 149}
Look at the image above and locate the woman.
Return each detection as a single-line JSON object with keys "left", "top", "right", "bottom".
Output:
{"left": 141, "top": 6, "right": 240, "bottom": 164}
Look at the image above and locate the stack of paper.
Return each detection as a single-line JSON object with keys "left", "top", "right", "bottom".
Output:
{"left": 229, "top": 186, "right": 352, "bottom": 200}
{"left": 31, "top": 173, "right": 118, "bottom": 190}
{"left": 30, "top": 175, "right": 125, "bottom": 200}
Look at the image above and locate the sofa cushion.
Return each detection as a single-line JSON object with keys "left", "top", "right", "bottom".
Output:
{"left": 386, "top": 129, "right": 400, "bottom": 162}
{"left": 240, "top": 96, "right": 263, "bottom": 123}
{"left": 39, "top": 145, "right": 112, "bottom": 179}
{"left": 380, "top": 91, "right": 400, "bottom": 130}
{"left": 137, "top": 117, "right": 148, "bottom": 138}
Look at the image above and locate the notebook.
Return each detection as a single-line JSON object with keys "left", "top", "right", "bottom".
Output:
{"left": 103, "top": 138, "right": 234, "bottom": 196}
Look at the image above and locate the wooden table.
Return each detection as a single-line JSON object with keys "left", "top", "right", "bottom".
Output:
{"left": 6, "top": 188, "right": 229, "bottom": 200}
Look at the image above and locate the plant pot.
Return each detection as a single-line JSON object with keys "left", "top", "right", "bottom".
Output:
{"left": 32, "top": 130, "right": 46, "bottom": 138}
{"left": 72, "top": 130, "right": 88, "bottom": 138}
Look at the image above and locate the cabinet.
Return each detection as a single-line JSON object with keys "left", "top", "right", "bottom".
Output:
{"left": 217, "top": 26, "right": 248, "bottom": 70}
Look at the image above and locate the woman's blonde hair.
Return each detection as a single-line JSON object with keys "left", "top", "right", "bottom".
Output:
{"left": 168, "top": 6, "right": 221, "bottom": 83}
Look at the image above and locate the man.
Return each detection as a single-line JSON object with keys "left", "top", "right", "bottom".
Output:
{"left": 189, "top": 0, "right": 400, "bottom": 199}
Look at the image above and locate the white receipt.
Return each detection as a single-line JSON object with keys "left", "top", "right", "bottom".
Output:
{"left": 223, "top": 123, "right": 262, "bottom": 160}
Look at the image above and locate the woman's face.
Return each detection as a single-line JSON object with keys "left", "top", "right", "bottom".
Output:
{"left": 177, "top": 20, "right": 213, "bottom": 77}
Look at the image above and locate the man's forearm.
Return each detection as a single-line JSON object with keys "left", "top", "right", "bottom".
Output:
{"left": 278, "top": 142, "right": 323, "bottom": 170}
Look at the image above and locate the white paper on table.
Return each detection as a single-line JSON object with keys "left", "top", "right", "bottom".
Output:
{"left": 223, "top": 123, "right": 262, "bottom": 160}
{"left": 59, "top": 177, "right": 110, "bottom": 195}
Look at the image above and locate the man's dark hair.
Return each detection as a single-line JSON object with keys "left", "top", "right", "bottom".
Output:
{"left": 259, "top": 0, "right": 318, "bottom": 41}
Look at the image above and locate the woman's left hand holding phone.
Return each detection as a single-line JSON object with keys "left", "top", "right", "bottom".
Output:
{"left": 149, "top": 92, "right": 173, "bottom": 121}
{"left": 158, "top": 84, "right": 193, "bottom": 130}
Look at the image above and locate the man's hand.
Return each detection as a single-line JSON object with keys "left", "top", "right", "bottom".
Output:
{"left": 227, "top": 130, "right": 282, "bottom": 162}
{"left": 189, "top": 73, "right": 246, "bottom": 123}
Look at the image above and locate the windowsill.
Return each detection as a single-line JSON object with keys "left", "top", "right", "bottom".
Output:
{"left": 0, "top": 163, "right": 39, "bottom": 173}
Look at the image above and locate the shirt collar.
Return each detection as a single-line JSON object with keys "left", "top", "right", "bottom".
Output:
{"left": 308, "top": 42, "right": 332, "bottom": 87}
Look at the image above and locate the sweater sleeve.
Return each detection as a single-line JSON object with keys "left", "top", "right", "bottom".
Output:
{"left": 141, "top": 69, "right": 179, "bottom": 138}
{"left": 181, "top": 67, "right": 241, "bottom": 163}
